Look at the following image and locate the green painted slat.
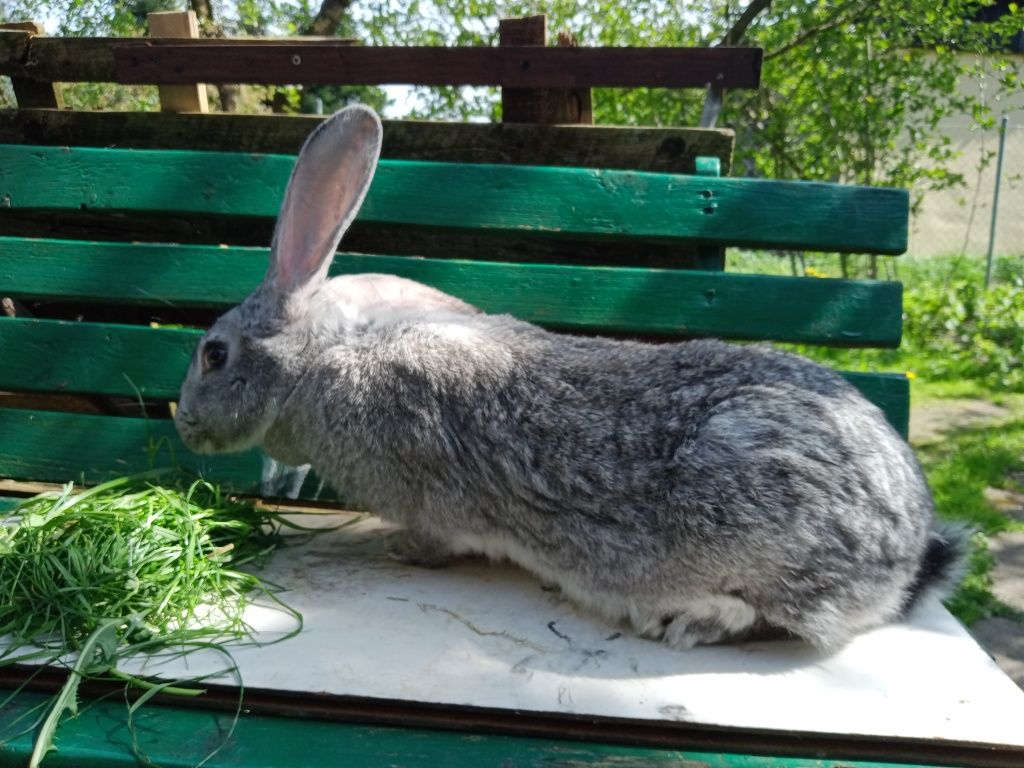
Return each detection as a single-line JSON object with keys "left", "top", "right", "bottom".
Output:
{"left": 0, "top": 691, "right": 955, "bottom": 768}
{"left": 0, "top": 408, "right": 267, "bottom": 494}
{"left": 0, "top": 318, "right": 196, "bottom": 399}
{"left": 0, "top": 144, "right": 909, "bottom": 254}
{"left": 843, "top": 371, "right": 910, "bottom": 439}
{"left": 0, "top": 238, "right": 903, "bottom": 345}
{"left": 0, "top": 318, "right": 907, "bottom": 427}
{"left": 0, "top": 496, "right": 22, "bottom": 513}
{"left": 0, "top": 370, "right": 907, "bottom": 495}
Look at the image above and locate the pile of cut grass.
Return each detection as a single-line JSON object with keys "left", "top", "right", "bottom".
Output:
{"left": 0, "top": 470, "right": 304, "bottom": 766}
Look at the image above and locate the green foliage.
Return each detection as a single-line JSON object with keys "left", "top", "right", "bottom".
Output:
{"left": 905, "top": 274, "right": 1024, "bottom": 390}
{"left": 0, "top": 470, "right": 312, "bottom": 765}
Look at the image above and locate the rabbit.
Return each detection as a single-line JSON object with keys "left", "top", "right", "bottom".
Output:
{"left": 175, "top": 104, "right": 964, "bottom": 651}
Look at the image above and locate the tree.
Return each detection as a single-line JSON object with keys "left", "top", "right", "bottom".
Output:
{"left": 354, "top": 0, "right": 1021, "bottom": 194}
{"left": 3, "top": 0, "right": 1020, "bottom": 198}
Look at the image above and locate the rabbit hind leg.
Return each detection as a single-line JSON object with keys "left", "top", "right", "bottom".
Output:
{"left": 630, "top": 594, "right": 759, "bottom": 649}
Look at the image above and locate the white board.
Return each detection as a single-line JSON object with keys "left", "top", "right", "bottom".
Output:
{"left": 6, "top": 514, "right": 1015, "bottom": 749}
{"left": 30, "top": 514, "right": 1024, "bottom": 746}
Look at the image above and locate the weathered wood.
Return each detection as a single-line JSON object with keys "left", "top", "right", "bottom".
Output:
{"left": 0, "top": 109, "right": 734, "bottom": 173}
{"left": 694, "top": 154, "right": 725, "bottom": 271}
{"left": 0, "top": 249, "right": 902, "bottom": 343}
{"left": 0, "top": 145, "right": 910, "bottom": 254}
{"left": 148, "top": 11, "right": 208, "bottom": 113}
{"left": 0, "top": 363, "right": 909, "bottom": 500}
{"left": 0, "top": 23, "right": 63, "bottom": 108}
{"left": 0, "top": 34, "right": 358, "bottom": 83}
{"left": 0, "top": 212, "right": 710, "bottom": 269}
{"left": 0, "top": 496, "right": 22, "bottom": 512}
{"left": 499, "top": 16, "right": 592, "bottom": 125}
{"left": 0, "top": 407, "right": 267, "bottom": 492}
{"left": 109, "top": 43, "right": 763, "bottom": 88}
{"left": 5, "top": 687, "right": 1003, "bottom": 768}
{"left": 842, "top": 372, "right": 910, "bottom": 438}
{"left": 0, "top": 28, "right": 30, "bottom": 63}
{"left": 0, "top": 319, "right": 196, "bottom": 398}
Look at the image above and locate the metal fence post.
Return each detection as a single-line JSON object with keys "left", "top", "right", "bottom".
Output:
{"left": 985, "top": 115, "right": 1010, "bottom": 289}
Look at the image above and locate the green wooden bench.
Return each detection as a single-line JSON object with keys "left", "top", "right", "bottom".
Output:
{"left": 0, "top": 128, "right": 944, "bottom": 767}
{"left": 0, "top": 144, "right": 910, "bottom": 499}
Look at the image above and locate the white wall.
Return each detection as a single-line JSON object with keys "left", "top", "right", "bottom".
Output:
{"left": 908, "top": 54, "right": 1024, "bottom": 257}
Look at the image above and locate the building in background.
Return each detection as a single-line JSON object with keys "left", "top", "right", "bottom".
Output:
{"left": 908, "top": 2, "right": 1022, "bottom": 258}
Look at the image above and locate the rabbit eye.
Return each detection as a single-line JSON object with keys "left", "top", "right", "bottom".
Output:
{"left": 202, "top": 340, "right": 228, "bottom": 372}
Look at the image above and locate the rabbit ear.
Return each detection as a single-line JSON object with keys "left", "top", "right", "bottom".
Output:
{"left": 265, "top": 104, "right": 383, "bottom": 302}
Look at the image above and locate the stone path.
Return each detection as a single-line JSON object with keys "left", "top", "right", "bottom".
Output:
{"left": 910, "top": 398, "right": 1024, "bottom": 689}
{"left": 975, "top": 532, "right": 1024, "bottom": 687}
{"left": 909, "top": 398, "right": 1012, "bottom": 445}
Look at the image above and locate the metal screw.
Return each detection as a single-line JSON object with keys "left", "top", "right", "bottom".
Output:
{"left": 292, "top": 54, "right": 302, "bottom": 66}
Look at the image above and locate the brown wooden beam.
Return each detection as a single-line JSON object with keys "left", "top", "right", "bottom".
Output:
{"left": 0, "top": 22, "right": 63, "bottom": 108}
{"left": 0, "top": 109, "right": 734, "bottom": 174}
{"left": 0, "top": 33, "right": 358, "bottom": 83}
{"left": 108, "top": 42, "right": 762, "bottom": 88}
{"left": 499, "top": 16, "right": 593, "bottom": 125}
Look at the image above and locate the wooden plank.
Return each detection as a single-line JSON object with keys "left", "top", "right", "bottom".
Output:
{"left": 0, "top": 318, "right": 196, "bottom": 398}
{"left": 0, "top": 213, "right": 710, "bottom": 269}
{"left": 0, "top": 33, "right": 358, "bottom": 83}
{"left": 842, "top": 371, "right": 910, "bottom": 438}
{"left": 0, "top": 318, "right": 907, "bottom": 434}
{"left": 0, "top": 145, "right": 909, "bottom": 254}
{"left": 0, "top": 22, "right": 64, "bottom": 108}
{"left": 0, "top": 109, "right": 735, "bottom": 173}
{"left": 0, "top": 29, "right": 30, "bottom": 69}
{"left": 0, "top": 690, "right": 978, "bottom": 768}
{"left": 499, "top": 16, "right": 592, "bottom": 125}
{"left": 693, "top": 155, "right": 725, "bottom": 271}
{"left": 0, "top": 496, "right": 22, "bottom": 512}
{"left": 0, "top": 408, "right": 267, "bottom": 493}
{"left": 148, "top": 11, "right": 208, "bottom": 113}
{"left": 111, "top": 42, "right": 763, "bottom": 88}
{"left": 0, "top": 241, "right": 903, "bottom": 345}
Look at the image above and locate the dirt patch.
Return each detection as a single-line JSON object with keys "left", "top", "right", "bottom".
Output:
{"left": 985, "top": 487, "right": 1024, "bottom": 522}
{"left": 989, "top": 532, "right": 1024, "bottom": 614}
{"left": 910, "top": 399, "right": 1012, "bottom": 444}
{"left": 970, "top": 617, "right": 1024, "bottom": 689}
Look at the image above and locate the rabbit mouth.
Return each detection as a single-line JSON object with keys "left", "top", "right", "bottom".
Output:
{"left": 175, "top": 412, "right": 222, "bottom": 454}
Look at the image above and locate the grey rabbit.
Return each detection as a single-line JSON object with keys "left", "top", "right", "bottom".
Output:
{"left": 176, "top": 105, "right": 963, "bottom": 651}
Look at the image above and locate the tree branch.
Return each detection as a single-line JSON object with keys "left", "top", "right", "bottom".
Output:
{"left": 764, "top": 0, "right": 874, "bottom": 61}
{"left": 700, "top": 0, "right": 773, "bottom": 128}
{"left": 724, "top": 0, "right": 773, "bottom": 46}
{"left": 305, "top": 0, "right": 355, "bottom": 37}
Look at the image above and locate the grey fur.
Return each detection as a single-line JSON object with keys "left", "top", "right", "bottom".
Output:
{"left": 176, "top": 105, "right": 962, "bottom": 651}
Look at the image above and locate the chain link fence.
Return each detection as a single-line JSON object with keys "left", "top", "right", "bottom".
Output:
{"left": 908, "top": 116, "right": 1023, "bottom": 260}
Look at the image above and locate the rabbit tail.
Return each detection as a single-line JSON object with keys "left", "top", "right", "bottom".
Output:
{"left": 902, "top": 523, "right": 968, "bottom": 613}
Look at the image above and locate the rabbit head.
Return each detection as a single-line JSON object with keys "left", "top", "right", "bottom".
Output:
{"left": 175, "top": 104, "right": 383, "bottom": 456}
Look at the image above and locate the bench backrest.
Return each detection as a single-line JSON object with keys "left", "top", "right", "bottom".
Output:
{"left": 0, "top": 138, "right": 909, "bottom": 503}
